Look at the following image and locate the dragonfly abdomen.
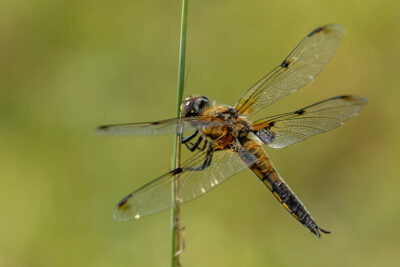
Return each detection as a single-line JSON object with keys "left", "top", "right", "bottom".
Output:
{"left": 240, "top": 136, "right": 330, "bottom": 237}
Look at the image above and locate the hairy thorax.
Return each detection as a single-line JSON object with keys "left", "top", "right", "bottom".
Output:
{"left": 198, "top": 105, "right": 252, "bottom": 149}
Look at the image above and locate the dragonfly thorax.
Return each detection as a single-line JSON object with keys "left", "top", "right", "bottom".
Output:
{"left": 201, "top": 105, "right": 239, "bottom": 122}
{"left": 200, "top": 105, "right": 252, "bottom": 142}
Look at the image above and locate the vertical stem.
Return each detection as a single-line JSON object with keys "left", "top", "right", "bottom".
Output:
{"left": 171, "top": 0, "right": 188, "bottom": 266}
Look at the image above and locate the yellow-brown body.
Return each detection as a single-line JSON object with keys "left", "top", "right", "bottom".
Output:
{"left": 199, "top": 105, "right": 250, "bottom": 149}
{"left": 197, "top": 104, "right": 324, "bottom": 235}
{"left": 241, "top": 135, "right": 325, "bottom": 234}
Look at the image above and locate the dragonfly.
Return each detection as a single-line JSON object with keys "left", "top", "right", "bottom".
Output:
{"left": 97, "top": 24, "right": 367, "bottom": 237}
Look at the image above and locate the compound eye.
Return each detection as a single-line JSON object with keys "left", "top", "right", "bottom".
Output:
{"left": 180, "top": 98, "right": 195, "bottom": 117}
{"left": 201, "top": 96, "right": 210, "bottom": 104}
{"left": 197, "top": 97, "right": 209, "bottom": 110}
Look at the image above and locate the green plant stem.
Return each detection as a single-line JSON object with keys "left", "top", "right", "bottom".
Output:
{"left": 171, "top": 0, "right": 188, "bottom": 266}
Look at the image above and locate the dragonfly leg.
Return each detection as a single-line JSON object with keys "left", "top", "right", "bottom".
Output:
{"left": 187, "top": 149, "right": 213, "bottom": 171}
{"left": 198, "top": 140, "right": 208, "bottom": 151}
{"left": 181, "top": 130, "right": 198, "bottom": 143}
{"left": 187, "top": 136, "right": 203, "bottom": 152}
{"left": 181, "top": 130, "right": 202, "bottom": 151}
{"left": 181, "top": 130, "right": 206, "bottom": 152}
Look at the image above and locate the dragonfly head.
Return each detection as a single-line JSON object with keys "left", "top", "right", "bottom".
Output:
{"left": 180, "top": 96, "right": 210, "bottom": 117}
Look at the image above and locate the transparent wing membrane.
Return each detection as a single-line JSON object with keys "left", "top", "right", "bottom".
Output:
{"left": 235, "top": 24, "right": 344, "bottom": 116}
{"left": 252, "top": 95, "right": 368, "bottom": 148}
{"left": 113, "top": 142, "right": 257, "bottom": 221}
{"left": 96, "top": 24, "right": 368, "bottom": 238}
{"left": 96, "top": 116, "right": 228, "bottom": 136}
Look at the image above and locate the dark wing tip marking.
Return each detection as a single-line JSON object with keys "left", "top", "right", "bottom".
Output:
{"left": 336, "top": 95, "right": 358, "bottom": 101}
{"left": 117, "top": 194, "right": 133, "bottom": 208}
{"left": 307, "top": 24, "right": 338, "bottom": 37}
{"left": 307, "top": 26, "right": 324, "bottom": 37}
{"left": 294, "top": 109, "right": 305, "bottom": 115}
{"left": 96, "top": 125, "right": 109, "bottom": 132}
{"left": 280, "top": 25, "right": 338, "bottom": 72}
{"left": 338, "top": 95, "right": 352, "bottom": 100}
{"left": 337, "top": 95, "right": 368, "bottom": 105}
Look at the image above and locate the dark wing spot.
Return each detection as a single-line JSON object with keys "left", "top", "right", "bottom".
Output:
{"left": 321, "top": 26, "right": 332, "bottom": 34}
{"left": 307, "top": 26, "right": 324, "bottom": 37}
{"left": 295, "top": 109, "right": 305, "bottom": 115}
{"left": 280, "top": 59, "right": 290, "bottom": 68}
{"left": 117, "top": 194, "right": 133, "bottom": 207}
{"left": 97, "top": 125, "right": 109, "bottom": 131}
{"left": 339, "top": 95, "right": 352, "bottom": 101}
{"left": 151, "top": 121, "right": 160, "bottom": 125}
{"left": 269, "top": 121, "right": 275, "bottom": 127}
{"left": 170, "top": 167, "right": 183, "bottom": 176}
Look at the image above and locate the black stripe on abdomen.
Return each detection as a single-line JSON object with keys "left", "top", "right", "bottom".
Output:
{"left": 271, "top": 181, "right": 308, "bottom": 222}
{"left": 261, "top": 172, "right": 330, "bottom": 238}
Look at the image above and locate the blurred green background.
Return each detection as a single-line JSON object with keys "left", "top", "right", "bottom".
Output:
{"left": 1, "top": 0, "right": 399, "bottom": 266}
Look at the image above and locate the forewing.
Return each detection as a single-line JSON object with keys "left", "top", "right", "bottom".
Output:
{"left": 252, "top": 95, "right": 367, "bottom": 148}
{"left": 113, "top": 142, "right": 257, "bottom": 221}
{"left": 235, "top": 24, "right": 344, "bottom": 116}
{"left": 96, "top": 116, "right": 227, "bottom": 136}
